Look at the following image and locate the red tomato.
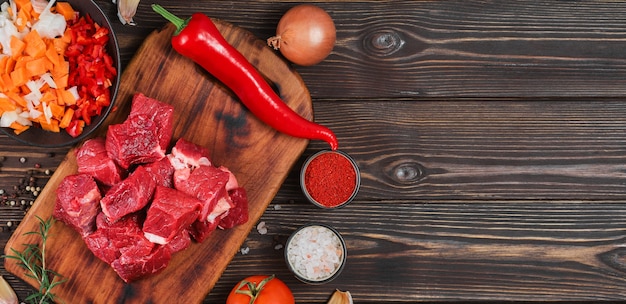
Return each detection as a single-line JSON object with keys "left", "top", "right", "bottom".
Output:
{"left": 226, "top": 275, "right": 295, "bottom": 304}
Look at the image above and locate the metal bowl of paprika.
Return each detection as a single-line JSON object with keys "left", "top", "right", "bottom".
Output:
{"left": 300, "top": 150, "right": 360, "bottom": 209}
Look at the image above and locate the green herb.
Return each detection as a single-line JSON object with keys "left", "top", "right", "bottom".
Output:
{"left": 3, "top": 216, "right": 66, "bottom": 304}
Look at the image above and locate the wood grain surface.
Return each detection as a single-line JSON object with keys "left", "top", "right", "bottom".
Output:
{"left": 3, "top": 20, "right": 311, "bottom": 303}
{"left": 4, "top": 1, "right": 626, "bottom": 303}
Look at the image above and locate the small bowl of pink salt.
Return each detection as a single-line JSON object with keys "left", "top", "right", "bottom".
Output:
{"left": 300, "top": 150, "right": 360, "bottom": 209}
{"left": 285, "top": 223, "right": 347, "bottom": 284}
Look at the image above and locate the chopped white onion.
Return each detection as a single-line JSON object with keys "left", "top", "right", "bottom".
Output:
{"left": 26, "top": 79, "right": 44, "bottom": 94}
{"left": 31, "top": 0, "right": 50, "bottom": 14}
{"left": 40, "top": 72, "right": 57, "bottom": 89}
{"left": 0, "top": 110, "right": 17, "bottom": 127}
{"left": 16, "top": 111, "right": 32, "bottom": 126}
{"left": 68, "top": 86, "right": 79, "bottom": 100}
{"left": 0, "top": 14, "right": 19, "bottom": 56}
{"left": 0, "top": 109, "right": 32, "bottom": 127}
{"left": 24, "top": 91, "right": 41, "bottom": 108}
{"left": 31, "top": 0, "right": 66, "bottom": 39}
{"left": 9, "top": 1, "right": 16, "bottom": 22}
{"left": 0, "top": 2, "right": 10, "bottom": 16}
{"left": 42, "top": 102, "right": 52, "bottom": 123}
{"left": 29, "top": 108, "right": 42, "bottom": 119}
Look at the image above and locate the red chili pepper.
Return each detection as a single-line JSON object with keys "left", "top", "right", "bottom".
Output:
{"left": 152, "top": 5, "right": 339, "bottom": 150}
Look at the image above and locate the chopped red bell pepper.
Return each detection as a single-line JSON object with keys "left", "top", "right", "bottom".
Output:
{"left": 65, "top": 120, "right": 85, "bottom": 138}
{"left": 63, "top": 14, "right": 117, "bottom": 137}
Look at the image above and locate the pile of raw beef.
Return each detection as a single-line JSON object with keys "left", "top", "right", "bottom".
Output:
{"left": 53, "top": 93, "right": 249, "bottom": 282}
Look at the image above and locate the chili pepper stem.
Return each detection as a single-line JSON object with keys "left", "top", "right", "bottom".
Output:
{"left": 151, "top": 4, "right": 188, "bottom": 34}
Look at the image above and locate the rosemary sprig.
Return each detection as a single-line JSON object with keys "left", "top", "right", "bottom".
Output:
{"left": 3, "top": 216, "right": 66, "bottom": 304}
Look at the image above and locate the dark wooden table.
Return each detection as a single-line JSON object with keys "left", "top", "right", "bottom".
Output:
{"left": 4, "top": 0, "right": 626, "bottom": 302}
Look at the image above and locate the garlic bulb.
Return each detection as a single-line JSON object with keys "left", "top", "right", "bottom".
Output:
{"left": 115, "top": 0, "right": 140, "bottom": 26}
{"left": 0, "top": 276, "right": 18, "bottom": 304}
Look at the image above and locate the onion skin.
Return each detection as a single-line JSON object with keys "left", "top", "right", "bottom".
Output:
{"left": 268, "top": 4, "right": 336, "bottom": 66}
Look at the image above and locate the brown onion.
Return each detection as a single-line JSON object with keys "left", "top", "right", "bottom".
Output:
{"left": 267, "top": 4, "right": 336, "bottom": 66}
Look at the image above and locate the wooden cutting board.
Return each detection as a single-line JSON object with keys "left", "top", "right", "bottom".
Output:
{"left": 4, "top": 20, "right": 312, "bottom": 303}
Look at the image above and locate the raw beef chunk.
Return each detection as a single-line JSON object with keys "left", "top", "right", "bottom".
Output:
{"left": 169, "top": 138, "right": 212, "bottom": 169}
{"left": 143, "top": 186, "right": 202, "bottom": 245}
{"left": 100, "top": 166, "right": 156, "bottom": 222}
{"left": 169, "top": 138, "right": 213, "bottom": 187}
{"left": 75, "top": 137, "right": 125, "bottom": 186}
{"left": 174, "top": 165, "right": 233, "bottom": 223}
{"left": 84, "top": 213, "right": 170, "bottom": 283}
{"left": 84, "top": 213, "right": 149, "bottom": 265}
{"left": 143, "top": 157, "right": 175, "bottom": 188}
{"left": 111, "top": 244, "right": 171, "bottom": 283}
{"left": 106, "top": 114, "right": 165, "bottom": 169}
{"left": 188, "top": 183, "right": 249, "bottom": 242}
{"left": 129, "top": 93, "right": 174, "bottom": 152}
{"left": 189, "top": 218, "right": 220, "bottom": 243}
{"left": 219, "top": 187, "right": 249, "bottom": 229}
{"left": 166, "top": 229, "right": 192, "bottom": 254}
{"left": 167, "top": 139, "right": 238, "bottom": 242}
{"left": 219, "top": 166, "right": 239, "bottom": 191}
{"left": 54, "top": 174, "right": 101, "bottom": 237}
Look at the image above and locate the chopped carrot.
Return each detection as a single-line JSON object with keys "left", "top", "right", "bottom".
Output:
{"left": 23, "top": 30, "right": 46, "bottom": 58}
{"left": 48, "top": 101, "right": 65, "bottom": 120}
{"left": 19, "top": 84, "right": 30, "bottom": 95}
{"left": 25, "top": 57, "right": 48, "bottom": 77}
{"left": 10, "top": 36, "right": 25, "bottom": 59}
{"left": 52, "top": 37, "right": 68, "bottom": 56}
{"left": 10, "top": 121, "right": 29, "bottom": 134}
{"left": 39, "top": 118, "right": 60, "bottom": 133}
{"left": 40, "top": 90, "right": 57, "bottom": 104}
{"left": 53, "top": 60, "right": 69, "bottom": 77}
{"left": 45, "top": 43, "right": 60, "bottom": 67}
{"left": 1, "top": 74, "right": 14, "bottom": 92}
{"left": 4, "top": 57, "right": 15, "bottom": 75}
{"left": 10, "top": 66, "right": 28, "bottom": 87}
{"left": 0, "top": 97, "right": 17, "bottom": 112}
{"left": 13, "top": 0, "right": 31, "bottom": 11}
{"left": 55, "top": 88, "right": 65, "bottom": 105}
{"left": 7, "top": 92, "right": 27, "bottom": 108}
{"left": 59, "top": 88, "right": 76, "bottom": 105}
{"left": 0, "top": 56, "right": 9, "bottom": 71}
{"left": 54, "top": 74, "right": 68, "bottom": 90}
{"left": 55, "top": 2, "right": 75, "bottom": 21}
{"left": 61, "top": 28, "right": 72, "bottom": 44}
{"left": 15, "top": 8, "right": 30, "bottom": 32}
{"left": 59, "top": 107, "right": 74, "bottom": 128}
{"left": 13, "top": 55, "right": 31, "bottom": 71}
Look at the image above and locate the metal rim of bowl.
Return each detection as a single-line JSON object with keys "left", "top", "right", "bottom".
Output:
{"left": 300, "top": 149, "right": 361, "bottom": 209}
{"left": 284, "top": 223, "right": 347, "bottom": 285}
{"left": 0, "top": 0, "right": 121, "bottom": 147}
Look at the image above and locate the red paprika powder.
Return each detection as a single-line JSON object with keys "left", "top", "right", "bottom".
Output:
{"left": 301, "top": 150, "right": 360, "bottom": 208}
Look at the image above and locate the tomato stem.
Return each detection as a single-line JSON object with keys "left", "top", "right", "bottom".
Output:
{"left": 235, "top": 274, "right": 276, "bottom": 304}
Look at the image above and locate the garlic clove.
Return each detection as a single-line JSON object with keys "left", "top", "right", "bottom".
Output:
{"left": 0, "top": 276, "right": 18, "bottom": 304}
{"left": 117, "top": 0, "right": 140, "bottom": 26}
{"left": 327, "top": 289, "right": 353, "bottom": 304}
